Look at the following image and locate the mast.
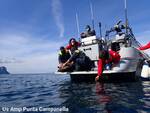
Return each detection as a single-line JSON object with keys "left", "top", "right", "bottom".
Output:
{"left": 124, "top": 0, "right": 128, "bottom": 34}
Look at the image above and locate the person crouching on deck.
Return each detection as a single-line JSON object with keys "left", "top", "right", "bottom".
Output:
{"left": 58, "top": 46, "right": 73, "bottom": 72}
{"left": 62, "top": 50, "right": 93, "bottom": 71}
{"left": 95, "top": 44, "right": 121, "bottom": 81}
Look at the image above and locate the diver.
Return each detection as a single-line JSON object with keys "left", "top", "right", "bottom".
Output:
{"left": 58, "top": 46, "right": 73, "bottom": 72}
{"left": 66, "top": 38, "right": 81, "bottom": 54}
{"left": 80, "top": 25, "right": 96, "bottom": 38}
{"left": 62, "top": 50, "right": 93, "bottom": 71}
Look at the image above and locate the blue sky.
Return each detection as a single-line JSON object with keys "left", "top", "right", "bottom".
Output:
{"left": 0, "top": 0, "right": 150, "bottom": 73}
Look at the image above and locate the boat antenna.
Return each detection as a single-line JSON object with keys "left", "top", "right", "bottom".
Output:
{"left": 124, "top": 0, "right": 128, "bottom": 34}
{"left": 76, "top": 12, "right": 80, "bottom": 39}
{"left": 89, "top": 0, "right": 95, "bottom": 30}
{"left": 99, "top": 22, "right": 102, "bottom": 38}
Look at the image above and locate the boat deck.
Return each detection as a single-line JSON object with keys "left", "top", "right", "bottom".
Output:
{"left": 55, "top": 70, "right": 135, "bottom": 75}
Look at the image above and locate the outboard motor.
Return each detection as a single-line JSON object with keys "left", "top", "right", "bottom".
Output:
{"left": 105, "top": 20, "right": 134, "bottom": 48}
{"left": 108, "top": 20, "right": 125, "bottom": 36}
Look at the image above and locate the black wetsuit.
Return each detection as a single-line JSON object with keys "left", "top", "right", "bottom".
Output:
{"left": 69, "top": 51, "right": 93, "bottom": 71}
{"left": 58, "top": 52, "right": 71, "bottom": 64}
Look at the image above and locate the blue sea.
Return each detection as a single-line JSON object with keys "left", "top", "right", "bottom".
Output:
{"left": 0, "top": 73, "right": 150, "bottom": 113}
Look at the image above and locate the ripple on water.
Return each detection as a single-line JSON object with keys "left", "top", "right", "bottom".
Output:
{"left": 0, "top": 74, "right": 150, "bottom": 113}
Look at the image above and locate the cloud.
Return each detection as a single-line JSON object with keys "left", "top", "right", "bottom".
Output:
{"left": 0, "top": 58, "right": 22, "bottom": 64}
{"left": 0, "top": 33, "right": 65, "bottom": 73}
{"left": 51, "top": 0, "right": 64, "bottom": 38}
{"left": 4, "top": 52, "right": 58, "bottom": 74}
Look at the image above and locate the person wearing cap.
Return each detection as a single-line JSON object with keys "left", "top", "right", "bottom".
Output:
{"left": 58, "top": 46, "right": 72, "bottom": 72}
{"left": 66, "top": 38, "right": 81, "bottom": 54}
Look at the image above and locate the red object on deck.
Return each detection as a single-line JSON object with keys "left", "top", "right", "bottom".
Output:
{"left": 139, "top": 42, "right": 150, "bottom": 50}
{"left": 66, "top": 42, "right": 81, "bottom": 50}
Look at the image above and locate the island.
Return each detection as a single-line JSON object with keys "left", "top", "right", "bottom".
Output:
{"left": 0, "top": 66, "right": 10, "bottom": 74}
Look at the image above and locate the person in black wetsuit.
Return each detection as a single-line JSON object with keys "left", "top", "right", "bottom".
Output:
{"left": 58, "top": 46, "right": 73, "bottom": 72}
{"left": 62, "top": 50, "right": 93, "bottom": 71}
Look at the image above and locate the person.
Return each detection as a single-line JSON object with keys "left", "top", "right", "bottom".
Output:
{"left": 81, "top": 25, "right": 96, "bottom": 38}
{"left": 66, "top": 38, "right": 81, "bottom": 54}
{"left": 95, "top": 50, "right": 109, "bottom": 81}
{"left": 95, "top": 47, "right": 121, "bottom": 81}
{"left": 58, "top": 46, "right": 73, "bottom": 72}
{"left": 62, "top": 50, "right": 93, "bottom": 71}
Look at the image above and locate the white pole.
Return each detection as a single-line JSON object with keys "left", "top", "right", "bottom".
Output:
{"left": 76, "top": 13, "right": 80, "bottom": 38}
{"left": 90, "top": 0, "right": 94, "bottom": 29}
{"left": 124, "top": 0, "right": 128, "bottom": 34}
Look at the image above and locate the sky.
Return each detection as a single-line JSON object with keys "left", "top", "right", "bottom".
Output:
{"left": 0, "top": 0, "right": 150, "bottom": 74}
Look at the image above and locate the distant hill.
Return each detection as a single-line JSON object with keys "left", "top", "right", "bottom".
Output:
{"left": 0, "top": 66, "right": 10, "bottom": 74}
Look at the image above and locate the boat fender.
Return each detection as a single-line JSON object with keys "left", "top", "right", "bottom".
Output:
{"left": 141, "top": 64, "right": 150, "bottom": 79}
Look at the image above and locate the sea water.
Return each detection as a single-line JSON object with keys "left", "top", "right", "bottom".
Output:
{"left": 0, "top": 73, "right": 150, "bottom": 113}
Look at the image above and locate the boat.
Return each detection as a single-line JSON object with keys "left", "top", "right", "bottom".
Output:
{"left": 55, "top": 1, "right": 150, "bottom": 82}
{"left": 56, "top": 21, "right": 150, "bottom": 82}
